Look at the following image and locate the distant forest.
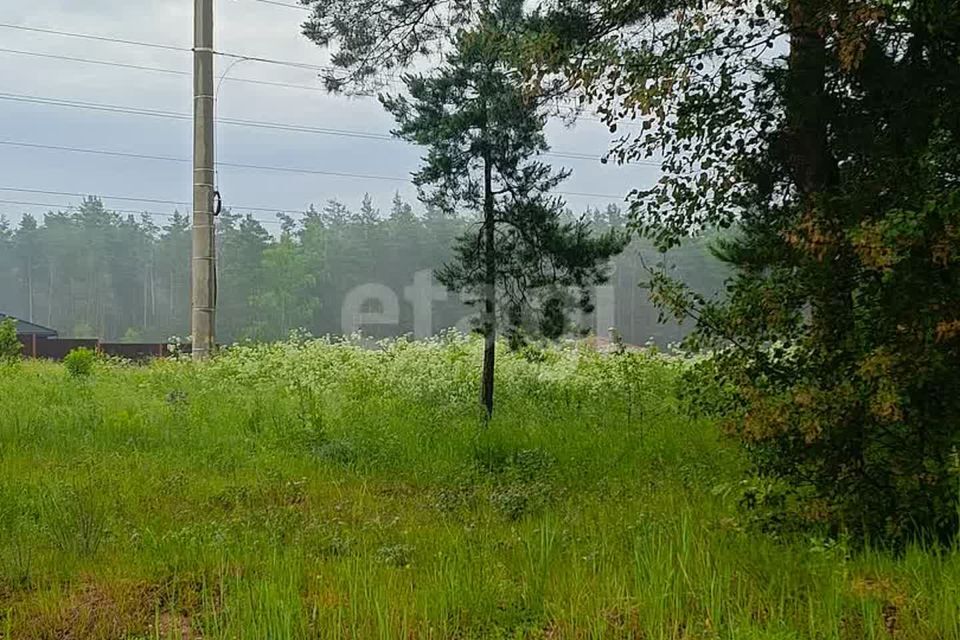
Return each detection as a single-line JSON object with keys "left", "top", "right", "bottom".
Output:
{"left": 0, "top": 194, "right": 727, "bottom": 345}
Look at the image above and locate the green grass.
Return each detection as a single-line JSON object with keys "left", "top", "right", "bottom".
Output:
{"left": 0, "top": 335, "right": 958, "bottom": 639}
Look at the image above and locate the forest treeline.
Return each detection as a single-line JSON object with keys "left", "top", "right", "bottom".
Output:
{"left": 0, "top": 194, "right": 726, "bottom": 344}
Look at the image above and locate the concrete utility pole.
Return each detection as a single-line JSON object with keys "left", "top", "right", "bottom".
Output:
{"left": 192, "top": 0, "right": 216, "bottom": 359}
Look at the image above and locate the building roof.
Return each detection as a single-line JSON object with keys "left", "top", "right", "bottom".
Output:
{"left": 0, "top": 313, "right": 59, "bottom": 338}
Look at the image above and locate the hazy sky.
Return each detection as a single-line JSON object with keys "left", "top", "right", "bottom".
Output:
{"left": 0, "top": 0, "right": 660, "bottom": 230}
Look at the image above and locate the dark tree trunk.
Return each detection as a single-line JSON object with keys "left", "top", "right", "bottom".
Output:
{"left": 786, "top": 0, "right": 832, "bottom": 197}
{"left": 786, "top": 0, "right": 852, "bottom": 353}
{"left": 481, "top": 152, "right": 496, "bottom": 419}
{"left": 46, "top": 261, "right": 53, "bottom": 327}
{"left": 26, "top": 255, "right": 33, "bottom": 323}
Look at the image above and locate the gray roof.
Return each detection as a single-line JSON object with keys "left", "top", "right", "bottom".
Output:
{"left": 0, "top": 313, "right": 58, "bottom": 338}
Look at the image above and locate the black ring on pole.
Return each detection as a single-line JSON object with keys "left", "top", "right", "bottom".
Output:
{"left": 213, "top": 190, "right": 222, "bottom": 216}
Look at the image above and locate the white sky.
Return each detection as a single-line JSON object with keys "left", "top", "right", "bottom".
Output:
{"left": 0, "top": 0, "right": 660, "bottom": 229}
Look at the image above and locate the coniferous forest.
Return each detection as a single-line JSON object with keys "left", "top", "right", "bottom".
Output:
{"left": 0, "top": 194, "right": 726, "bottom": 345}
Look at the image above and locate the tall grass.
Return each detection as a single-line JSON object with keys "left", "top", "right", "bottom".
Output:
{"left": 0, "top": 335, "right": 957, "bottom": 638}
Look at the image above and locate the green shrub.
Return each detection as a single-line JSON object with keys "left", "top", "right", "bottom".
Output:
{"left": 64, "top": 347, "right": 96, "bottom": 378}
{"left": 690, "top": 339, "right": 960, "bottom": 545}
{"left": 0, "top": 318, "right": 21, "bottom": 363}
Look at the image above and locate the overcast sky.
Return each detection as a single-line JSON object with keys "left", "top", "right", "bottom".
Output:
{"left": 0, "top": 0, "right": 660, "bottom": 230}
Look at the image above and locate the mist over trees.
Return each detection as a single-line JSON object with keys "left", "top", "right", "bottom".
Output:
{"left": 0, "top": 195, "right": 727, "bottom": 344}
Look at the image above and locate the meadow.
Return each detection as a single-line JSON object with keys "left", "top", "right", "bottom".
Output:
{"left": 0, "top": 335, "right": 958, "bottom": 639}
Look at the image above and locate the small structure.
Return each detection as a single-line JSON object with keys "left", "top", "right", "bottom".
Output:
{"left": 1, "top": 313, "right": 59, "bottom": 339}
{"left": 1, "top": 313, "right": 60, "bottom": 358}
{"left": 2, "top": 313, "right": 185, "bottom": 361}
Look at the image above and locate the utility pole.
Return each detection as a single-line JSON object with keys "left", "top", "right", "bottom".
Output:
{"left": 192, "top": 0, "right": 216, "bottom": 359}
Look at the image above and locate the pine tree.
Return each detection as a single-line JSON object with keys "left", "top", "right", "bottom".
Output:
{"left": 381, "top": 0, "right": 626, "bottom": 417}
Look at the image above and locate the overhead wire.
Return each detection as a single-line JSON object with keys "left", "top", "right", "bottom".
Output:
{"left": 0, "top": 23, "right": 620, "bottom": 123}
{"left": 0, "top": 140, "right": 626, "bottom": 200}
{"left": 0, "top": 185, "right": 632, "bottom": 228}
{"left": 242, "top": 0, "right": 312, "bottom": 11}
{"left": 0, "top": 140, "right": 403, "bottom": 182}
{"left": 0, "top": 19, "right": 646, "bottom": 214}
{"left": 0, "top": 22, "right": 336, "bottom": 72}
{"left": 0, "top": 197, "right": 192, "bottom": 222}
{"left": 0, "top": 22, "right": 191, "bottom": 52}
{"left": 0, "top": 91, "right": 648, "bottom": 164}
{"left": 0, "top": 187, "right": 301, "bottom": 218}
{"left": 0, "top": 47, "right": 334, "bottom": 93}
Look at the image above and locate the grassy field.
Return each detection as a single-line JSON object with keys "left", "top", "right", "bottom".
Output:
{"left": 1, "top": 335, "right": 958, "bottom": 639}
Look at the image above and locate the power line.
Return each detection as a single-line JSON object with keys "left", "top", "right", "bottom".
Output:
{"left": 0, "top": 186, "right": 302, "bottom": 218}
{"left": 0, "top": 187, "right": 186, "bottom": 208}
{"left": 0, "top": 46, "right": 608, "bottom": 125}
{"left": 0, "top": 22, "right": 190, "bottom": 52}
{"left": 214, "top": 51, "right": 334, "bottom": 73}
{"left": 0, "top": 20, "right": 610, "bottom": 118}
{"left": 0, "top": 92, "right": 387, "bottom": 141}
{"left": 0, "top": 39, "right": 627, "bottom": 126}
{"left": 240, "top": 0, "right": 312, "bottom": 11}
{"left": 0, "top": 140, "right": 627, "bottom": 200}
{"left": 0, "top": 197, "right": 184, "bottom": 221}
{"left": 0, "top": 140, "right": 186, "bottom": 164}
{"left": 0, "top": 185, "right": 632, "bottom": 229}
{"left": 0, "top": 91, "right": 649, "bottom": 165}
{"left": 0, "top": 47, "right": 334, "bottom": 93}
{"left": 0, "top": 21, "right": 591, "bottom": 114}
{"left": 0, "top": 22, "right": 335, "bottom": 73}
{"left": 0, "top": 47, "right": 186, "bottom": 77}
{"left": 0, "top": 92, "right": 193, "bottom": 124}
{"left": 0, "top": 196, "right": 281, "bottom": 227}
{"left": 0, "top": 140, "right": 405, "bottom": 182}
{"left": 0, "top": 46, "right": 409, "bottom": 99}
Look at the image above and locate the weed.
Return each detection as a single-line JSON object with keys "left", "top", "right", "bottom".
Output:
{"left": 39, "top": 482, "right": 109, "bottom": 557}
{"left": 0, "top": 318, "right": 20, "bottom": 364}
{"left": 64, "top": 347, "right": 96, "bottom": 378}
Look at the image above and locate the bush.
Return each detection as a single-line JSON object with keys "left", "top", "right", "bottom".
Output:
{"left": 64, "top": 347, "right": 96, "bottom": 378}
{"left": 694, "top": 340, "right": 960, "bottom": 545}
{"left": 0, "top": 318, "right": 21, "bottom": 363}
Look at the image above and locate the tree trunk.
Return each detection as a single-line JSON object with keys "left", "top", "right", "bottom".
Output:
{"left": 46, "top": 261, "right": 53, "bottom": 327}
{"left": 26, "top": 255, "right": 33, "bottom": 323}
{"left": 143, "top": 258, "right": 149, "bottom": 331}
{"left": 481, "top": 152, "right": 496, "bottom": 419}
{"left": 150, "top": 259, "right": 156, "bottom": 323}
{"left": 786, "top": 0, "right": 832, "bottom": 198}
{"left": 786, "top": 0, "right": 851, "bottom": 353}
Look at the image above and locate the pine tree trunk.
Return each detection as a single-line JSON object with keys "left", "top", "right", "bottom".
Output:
{"left": 481, "top": 152, "right": 496, "bottom": 419}
{"left": 46, "top": 261, "right": 53, "bottom": 327}
{"left": 787, "top": 0, "right": 851, "bottom": 353}
{"left": 143, "top": 259, "right": 149, "bottom": 331}
{"left": 150, "top": 259, "right": 156, "bottom": 322}
{"left": 26, "top": 255, "right": 33, "bottom": 323}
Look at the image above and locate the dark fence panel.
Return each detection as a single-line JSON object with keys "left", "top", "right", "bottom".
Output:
{"left": 100, "top": 342, "right": 171, "bottom": 360}
{"left": 16, "top": 337, "right": 189, "bottom": 361}
{"left": 26, "top": 338, "right": 100, "bottom": 360}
